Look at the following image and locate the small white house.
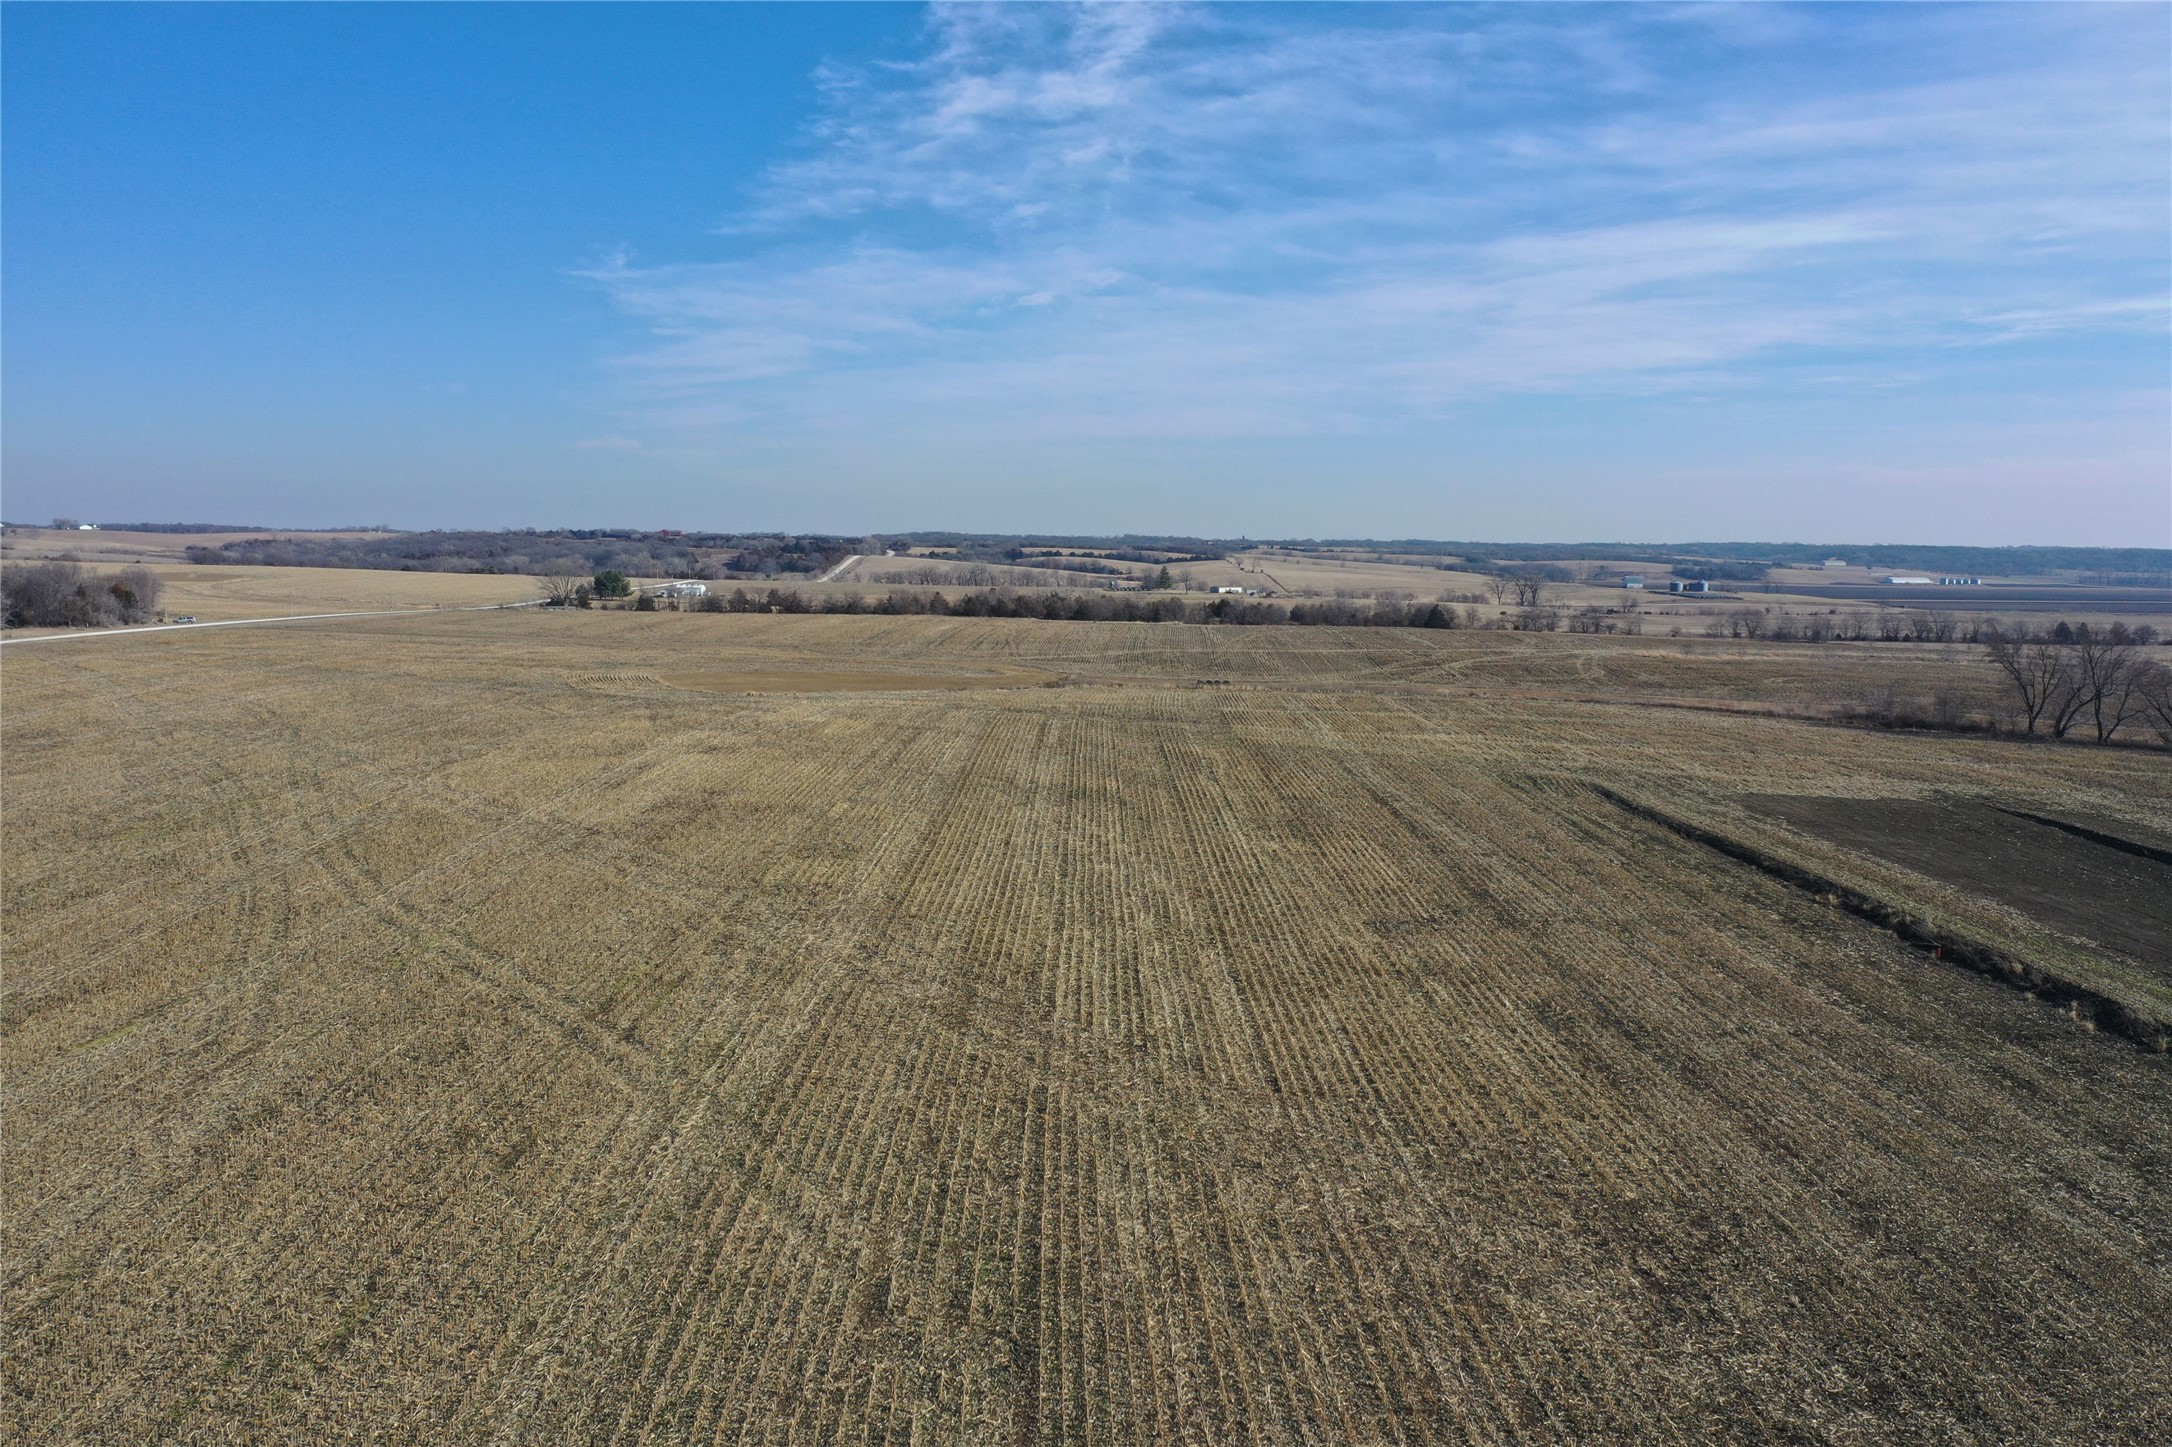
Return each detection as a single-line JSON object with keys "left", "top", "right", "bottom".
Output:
{"left": 1821, "top": 557, "right": 1848, "bottom": 570}
{"left": 1882, "top": 575, "right": 1935, "bottom": 585}
{"left": 1621, "top": 574, "right": 1645, "bottom": 589}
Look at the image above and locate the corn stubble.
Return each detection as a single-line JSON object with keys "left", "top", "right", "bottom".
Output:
{"left": 5, "top": 613, "right": 2169, "bottom": 1443}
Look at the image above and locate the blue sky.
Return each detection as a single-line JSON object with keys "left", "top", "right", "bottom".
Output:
{"left": 5, "top": 2, "right": 2166, "bottom": 543}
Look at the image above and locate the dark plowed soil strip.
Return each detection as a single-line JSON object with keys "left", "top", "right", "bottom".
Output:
{"left": 1592, "top": 786, "right": 2171, "bottom": 1054}
{"left": 1741, "top": 794, "right": 2172, "bottom": 976}
{"left": 1991, "top": 807, "right": 2172, "bottom": 869}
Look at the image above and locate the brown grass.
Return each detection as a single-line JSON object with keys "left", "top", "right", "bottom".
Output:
{"left": 4, "top": 611, "right": 2168, "bottom": 1442}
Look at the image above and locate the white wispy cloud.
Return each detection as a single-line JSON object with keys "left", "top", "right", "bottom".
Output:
{"left": 584, "top": 2, "right": 2168, "bottom": 451}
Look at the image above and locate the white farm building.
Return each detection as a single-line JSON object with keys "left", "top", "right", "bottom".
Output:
{"left": 655, "top": 581, "right": 709, "bottom": 599}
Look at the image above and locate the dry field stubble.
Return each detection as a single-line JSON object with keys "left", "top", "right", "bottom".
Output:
{"left": 1228, "top": 549, "right": 1494, "bottom": 598}
{"left": 4, "top": 611, "right": 2169, "bottom": 1443}
{"left": 4, "top": 563, "right": 548, "bottom": 624}
{"left": 0, "top": 527, "right": 402, "bottom": 567}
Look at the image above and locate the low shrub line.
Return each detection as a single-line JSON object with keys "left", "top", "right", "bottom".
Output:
{"left": 0, "top": 561, "right": 164, "bottom": 629}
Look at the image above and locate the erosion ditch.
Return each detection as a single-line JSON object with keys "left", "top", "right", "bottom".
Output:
{"left": 1591, "top": 784, "right": 2171, "bottom": 1054}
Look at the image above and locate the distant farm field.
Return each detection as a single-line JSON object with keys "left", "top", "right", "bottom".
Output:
{"left": 4, "top": 612, "right": 2169, "bottom": 1443}
{"left": 0, "top": 562, "right": 546, "bottom": 625}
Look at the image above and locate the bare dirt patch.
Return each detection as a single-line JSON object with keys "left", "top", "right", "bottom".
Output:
{"left": 1743, "top": 794, "right": 2172, "bottom": 975}
{"left": 658, "top": 665, "right": 1059, "bottom": 694}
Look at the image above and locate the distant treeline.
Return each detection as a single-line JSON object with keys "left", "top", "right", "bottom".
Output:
{"left": 183, "top": 528, "right": 862, "bottom": 580}
{"left": 889, "top": 532, "right": 1228, "bottom": 558}
{"left": 647, "top": 585, "right": 2172, "bottom": 643}
{"left": 888, "top": 534, "right": 2169, "bottom": 580}
{"left": 72, "top": 522, "right": 291, "bottom": 534}
{"left": 1014, "top": 554, "right": 1129, "bottom": 574}
{"left": 656, "top": 585, "right": 1633, "bottom": 632}
{"left": 177, "top": 528, "right": 1223, "bottom": 581}
{"left": 1467, "top": 556, "right": 1770, "bottom": 583}
{"left": 50, "top": 522, "right": 2172, "bottom": 587}
{"left": 1312, "top": 539, "right": 2170, "bottom": 580}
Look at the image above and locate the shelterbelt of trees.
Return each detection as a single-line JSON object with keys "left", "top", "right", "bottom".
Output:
{"left": 137, "top": 525, "right": 2171, "bottom": 589}
{"left": 180, "top": 529, "right": 862, "bottom": 581}
{"left": 631, "top": 581, "right": 2159, "bottom": 643}
{"left": 657, "top": 583, "right": 1547, "bottom": 628}
{"left": 0, "top": 562, "right": 163, "bottom": 629}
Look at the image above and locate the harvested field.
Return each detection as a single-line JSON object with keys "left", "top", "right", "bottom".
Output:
{"left": 0, "top": 525, "right": 400, "bottom": 566}
{"left": 1232, "top": 547, "right": 1500, "bottom": 598}
{"left": 4, "top": 611, "right": 2169, "bottom": 1443}
{"left": 659, "top": 665, "right": 1059, "bottom": 694}
{"left": 0, "top": 560, "right": 548, "bottom": 626}
{"left": 148, "top": 564, "right": 546, "bottom": 619}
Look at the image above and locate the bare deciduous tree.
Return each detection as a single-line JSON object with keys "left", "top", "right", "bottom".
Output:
{"left": 1982, "top": 624, "right": 2072, "bottom": 735}
{"left": 1910, "top": 610, "right": 1959, "bottom": 644}
{"left": 2045, "top": 668, "right": 2095, "bottom": 740}
{"left": 539, "top": 573, "right": 587, "bottom": 607}
{"left": 2070, "top": 624, "right": 2145, "bottom": 742}
{"left": 2133, "top": 661, "right": 2172, "bottom": 745}
{"left": 111, "top": 566, "right": 163, "bottom": 620}
{"left": 1514, "top": 604, "right": 1561, "bottom": 632}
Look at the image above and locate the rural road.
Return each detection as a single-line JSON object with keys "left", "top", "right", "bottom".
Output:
{"left": 813, "top": 555, "right": 863, "bottom": 583}
{"left": 0, "top": 598, "right": 547, "bottom": 647}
